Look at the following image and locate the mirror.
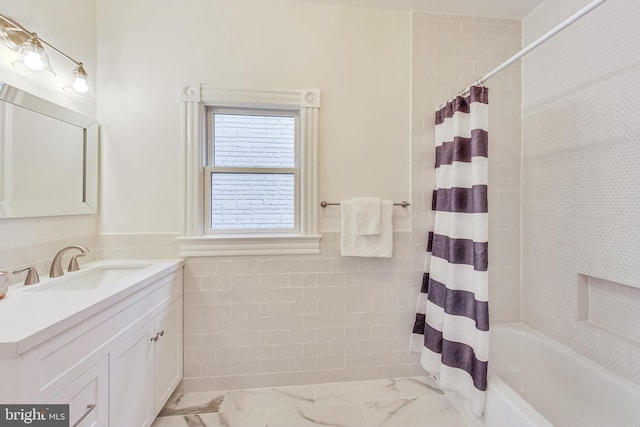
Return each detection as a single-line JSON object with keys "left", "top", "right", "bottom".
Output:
{"left": 0, "top": 82, "right": 98, "bottom": 218}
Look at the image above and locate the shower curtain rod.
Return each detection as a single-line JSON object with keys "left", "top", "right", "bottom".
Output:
{"left": 447, "top": 0, "right": 607, "bottom": 102}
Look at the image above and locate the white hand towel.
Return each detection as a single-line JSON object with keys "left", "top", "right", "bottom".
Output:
{"left": 341, "top": 199, "right": 393, "bottom": 258}
{"left": 352, "top": 197, "right": 381, "bottom": 235}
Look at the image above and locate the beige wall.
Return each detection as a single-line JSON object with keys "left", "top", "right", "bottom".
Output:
{"left": 96, "top": 0, "right": 411, "bottom": 234}
{"left": 0, "top": 0, "right": 96, "bottom": 116}
{"left": 522, "top": 0, "right": 640, "bottom": 385}
{"left": 0, "top": 0, "right": 98, "bottom": 281}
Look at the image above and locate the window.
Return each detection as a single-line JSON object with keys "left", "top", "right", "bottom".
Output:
{"left": 180, "top": 85, "right": 321, "bottom": 256}
{"left": 205, "top": 109, "right": 299, "bottom": 234}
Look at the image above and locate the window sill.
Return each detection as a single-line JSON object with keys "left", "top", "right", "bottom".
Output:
{"left": 177, "top": 234, "right": 322, "bottom": 257}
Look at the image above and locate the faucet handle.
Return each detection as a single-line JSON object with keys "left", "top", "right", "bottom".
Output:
{"left": 13, "top": 267, "right": 40, "bottom": 286}
{"left": 68, "top": 253, "right": 87, "bottom": 272}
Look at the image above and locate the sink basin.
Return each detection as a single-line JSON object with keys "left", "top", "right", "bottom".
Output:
{"left": 28, "top": 265, "right": 148, "bottom": 292}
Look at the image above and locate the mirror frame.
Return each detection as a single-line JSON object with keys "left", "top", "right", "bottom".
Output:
{"left": 0, "top": 82, "right": 98, "bottom": 219}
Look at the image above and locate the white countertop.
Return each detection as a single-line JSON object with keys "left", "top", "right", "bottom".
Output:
{"left": 0, "top": 259, "right": 183, "bottom": 358}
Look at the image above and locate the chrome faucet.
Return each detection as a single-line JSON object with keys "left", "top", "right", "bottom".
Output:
{"left": 49, "top": 245, "right": 89, "bottom": 278}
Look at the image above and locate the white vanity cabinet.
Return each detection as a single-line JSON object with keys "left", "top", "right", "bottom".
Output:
{"left": 49, "top": 356, "right": 109, "bottom": 427}
{"left": 109, "top": 321, "right": 155, "bottom": 427}
{"left": 153, "top": 298, "right": 183, "bottom": 411}
{"left": 0, "top": 260, "right": 184, "bottom": 427}
{"left": 109, "top": 298, "right": 182, "bottom": 427}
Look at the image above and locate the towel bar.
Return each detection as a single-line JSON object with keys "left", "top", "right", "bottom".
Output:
{"left": 320, "top": 201, "right": 410, "bottom": 208}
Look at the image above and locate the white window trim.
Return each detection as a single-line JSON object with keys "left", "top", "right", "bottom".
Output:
{"left": 178, "top": 84, "right": 321, "bottom": 256}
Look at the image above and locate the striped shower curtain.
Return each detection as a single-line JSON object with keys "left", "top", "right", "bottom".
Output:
{"left": 413, "top": 86, "right": 489, "bottom": 417}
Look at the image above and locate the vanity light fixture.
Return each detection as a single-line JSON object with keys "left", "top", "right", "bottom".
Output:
{"left": 13, "top": 33, "right": 55, "bottom": 76}
{"left": 63, "top": 62, "right": 90, "bottom": 95}
{"left": 0, "top": 13, "right": 92, "bottom": 96}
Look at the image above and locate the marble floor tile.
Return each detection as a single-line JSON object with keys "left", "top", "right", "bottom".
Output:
{"left": 314, "top": 379, "right": 403, "bottom": 405}
{"left": 395, "top": 376, "right": 443, "bottom": 398}
{"left": 266, "top": 403, "right": 367, "bottom": 427}
{"left": 151, "top": 410, "right": 266, "bottom": 427}
{"left": 362, "top": 396, "right": 468, "bottom": 427}
{"left": 159, "top": 391, "right": 226, "bottom": 417}
{"left": 153, "top": 377, "right": 468, "bottom": 427}
{"left": 220, "top": 385, "right": 315, "bottom": 412}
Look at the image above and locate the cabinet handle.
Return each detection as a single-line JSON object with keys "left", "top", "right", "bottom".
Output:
{"left": 151, "top": 330, "right": 165, "bottom": 342}
{"left": 72, "top": 404, "right": 96, "bottom": 427}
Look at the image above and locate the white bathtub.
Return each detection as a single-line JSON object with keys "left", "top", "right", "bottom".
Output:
{"left": 450, "top": 323, "right": 640, "bottom": 427}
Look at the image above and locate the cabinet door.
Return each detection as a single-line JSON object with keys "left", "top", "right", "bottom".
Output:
{"left": 154, "top": 298, "right": 183, "bottom": 413}
{"left": 109, "top": 321, "right": 155, "bottom": 427}
{"left": 49, "top": 357, "right": 108, "bottom": 427}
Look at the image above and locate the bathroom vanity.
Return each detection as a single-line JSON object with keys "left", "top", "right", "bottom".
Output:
{"left": 0, "top": 259, "right": 184, "bottom": 427}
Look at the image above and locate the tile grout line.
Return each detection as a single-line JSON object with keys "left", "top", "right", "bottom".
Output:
{"left": 359, "top": 400, "right": 371, "bottom": 427}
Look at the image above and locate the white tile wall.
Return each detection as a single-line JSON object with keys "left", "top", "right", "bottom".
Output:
{"left": 96, "top": 233, "right": 180, "bottom": 260}
{"left": 583, "top": 275, "right": 640, "bottom": 343}
{"left": 180, "top": 232, "right": 425, "bottom": 392}
{"left": 411, "top": 12, "right": 523, "bottom": 323}
{"left": 522, "top": 0, "right": 640, "bottom": 385}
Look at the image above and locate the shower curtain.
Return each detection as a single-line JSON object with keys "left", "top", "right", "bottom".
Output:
{"left": 413, "top": 85, "right": 490, "bottom": 417}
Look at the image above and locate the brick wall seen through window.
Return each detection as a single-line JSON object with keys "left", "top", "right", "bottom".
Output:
{"left": 206, "top": 111, "right": 298, "bottom": 233}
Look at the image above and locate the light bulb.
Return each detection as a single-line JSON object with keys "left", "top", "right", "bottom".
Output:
{"left": 63, "top": 63, "right": 92, "bottom": 96}
{"left": 13, "top": 34, "right": 55, "bottom": 76}
{"left": 22, "top": 50, "right": 44, "bottom": 71}
{"left": 71, "top": 77, "right": 89, "bottom": 94}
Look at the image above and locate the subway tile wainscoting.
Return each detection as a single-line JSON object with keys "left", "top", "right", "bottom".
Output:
{"left": 180, "top": 231, "right": 425, "bottom": 392}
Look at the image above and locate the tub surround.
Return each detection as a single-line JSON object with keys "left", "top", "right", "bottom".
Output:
{"left": 456, "top": 324, "right": 640, "bottom": 427}
{"left": 522, "top": 0, "right": 640, "bottom": 386}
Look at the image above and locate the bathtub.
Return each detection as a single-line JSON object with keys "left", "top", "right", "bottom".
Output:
{"left": 448, "top": 323, "right": 640, "bottom": 427}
